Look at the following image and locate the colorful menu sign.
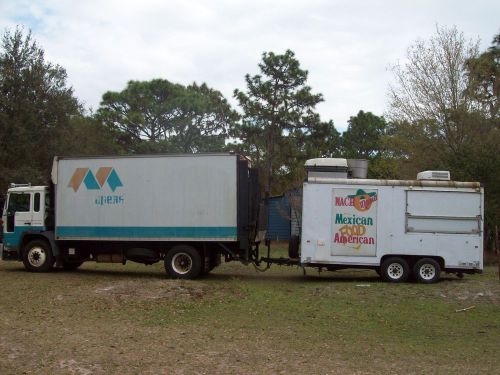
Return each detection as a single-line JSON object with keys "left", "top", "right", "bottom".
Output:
{"left": 331, "top": 188, "right": 378, "bottom": 256}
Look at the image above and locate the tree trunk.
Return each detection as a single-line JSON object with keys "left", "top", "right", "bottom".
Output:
{"left": 496, "top": 225, "right": 499, "bottom": 283}
{"left": 265, "top": 123, "right": 275, "bottom": 200}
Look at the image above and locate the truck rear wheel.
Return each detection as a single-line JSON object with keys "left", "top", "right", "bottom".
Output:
{"left": 22, "top": 239, "right": 54, "bottom": 272}
{"left": 381, "top": 257, "right": 410, "bottom": 283}
{"left": 413, "top": 258, "right": 441, "bottom": 283}
{"left": 165, "top": 245, "right": 202, "bottom": 279}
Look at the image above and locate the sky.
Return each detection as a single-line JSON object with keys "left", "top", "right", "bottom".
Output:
{"left": 0, "top": 0, "right": 498, "bottom": 131}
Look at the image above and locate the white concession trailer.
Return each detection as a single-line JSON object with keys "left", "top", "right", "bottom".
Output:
{"left": 297, "top": 159, "right": 484, "bottom": 283}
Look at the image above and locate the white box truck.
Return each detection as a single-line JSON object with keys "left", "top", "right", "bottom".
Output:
{"left": 294, "top": 158, "right": 484, "bottom": 283}
{"left": 1, "top": 153, "right": 260, "bottom": 279}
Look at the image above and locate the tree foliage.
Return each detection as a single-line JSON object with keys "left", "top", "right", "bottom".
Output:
{"left": 386, "top": 27, "right": 500, "bottom": 245}
{"left": 233, "top": 49, "right": 340, "bottom": 195}
{"left": 97, "top": 79, "right": 237, "bottom": 153}
{"left": 0, "top": 27, "right": 81, "bottom": 188}
{"left": 59, "top": 115, "right": 124, "bottom": 157}
{"left": 388, "top": 25, "right": 482, "bottom": 152}
{"left": 342, "top": 110, "right": 387, "bottom": 159}
{"left": 340, "top": 110, "right": 396, "bottom": 179}
{"left": 465, "top": 33, "right": 499, "bottom": 119}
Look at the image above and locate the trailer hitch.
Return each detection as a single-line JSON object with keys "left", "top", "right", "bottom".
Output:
{"left": 254, "top": 239, "right": 300, "bottom": 271}
{"left": 253, "top": 238, "right": 271, "bottom": 271}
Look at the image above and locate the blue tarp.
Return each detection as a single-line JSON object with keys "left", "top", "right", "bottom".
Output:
{"left": 267, "top": 196, "right": 291, "bottom": 241}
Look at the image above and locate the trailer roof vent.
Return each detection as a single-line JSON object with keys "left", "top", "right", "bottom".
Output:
{"left": 305, "top": 158, "right": 348, "bottom": 180}
{"left": 417, "top": 171, "right": 451, "bottom": 181}
{"left": 305, "top": 158, "right": 348, "bottom": 168}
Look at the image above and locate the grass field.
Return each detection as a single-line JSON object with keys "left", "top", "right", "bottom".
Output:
{"left": 0, "top": 249, "right": 499, "bottom": 375}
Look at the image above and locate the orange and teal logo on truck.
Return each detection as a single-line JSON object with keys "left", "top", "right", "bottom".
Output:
{"left": 68, "top": 167, "right": 124, "bottom": 206}
{"left": 68, "top": 167, "right": 123, "bottom": 192}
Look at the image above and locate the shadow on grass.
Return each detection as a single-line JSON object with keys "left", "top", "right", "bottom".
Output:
{"left": 1, "top": 261, "right": 466, "bottom": 284}
{"left": 1, "top": 264, "right": 165, "bottom": 280}
{"left": 207, "top": 266, "right": 468, "bottom": 284}
{"left": 206, "top": 273, "right": 381, "bottom": 283}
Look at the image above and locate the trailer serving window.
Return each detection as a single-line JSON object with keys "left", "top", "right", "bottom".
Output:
{"left": 405, "top": 190, "right": 481, "bottom": 235}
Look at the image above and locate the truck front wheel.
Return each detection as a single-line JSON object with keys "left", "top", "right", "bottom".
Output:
{"left": 165, "top": 245, "right": 202, "bottom": 279}
{"left": 22, "top": 239, "right": 54, "bottom": 272}
{"left": 381, "top": 257, "right": 410, "bottom": 283}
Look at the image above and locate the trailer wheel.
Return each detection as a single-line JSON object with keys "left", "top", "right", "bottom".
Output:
{"left": 22, "top": 239, "right": 54, "bottom": 272}
{"left": 413, "top": 258, "right": 441, "bottom": 284}
{"left": 165, "top": 245, "right": 202, "bottom": 279}
{"left": 381, "top": 257, "right": 410, "bottom": 283}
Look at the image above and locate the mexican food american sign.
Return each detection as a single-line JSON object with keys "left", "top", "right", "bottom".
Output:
{"left": 331, "top": 188, "right": 378, "bottom": 256}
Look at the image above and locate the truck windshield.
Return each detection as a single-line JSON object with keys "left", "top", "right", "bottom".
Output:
{"left": 8, "top": 193, "right": 31, "bottom": 212}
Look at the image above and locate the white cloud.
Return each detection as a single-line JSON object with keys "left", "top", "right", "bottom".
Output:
{"left": 1, "top": 0, "right": 499, "bottom": 130}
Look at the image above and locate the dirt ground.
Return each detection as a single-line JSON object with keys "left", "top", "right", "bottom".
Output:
{"left": 0, "top": 260, "right": 499, "bottom": 375}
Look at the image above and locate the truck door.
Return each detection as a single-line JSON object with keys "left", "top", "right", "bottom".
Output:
{"left": 30, "top": 192, "right": 44, "bottom": 226}
{"left": 5, "top": 192, "right": 32, "bottom": 246}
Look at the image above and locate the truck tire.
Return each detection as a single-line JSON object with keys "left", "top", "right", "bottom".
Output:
{"left": 22, "top": 239, "right": 54, "bottom": 272}
{"left": 381, "top": 257, "right": 410, "bottom": 283}
{"left": 164, "top": 245, "right": 202, "bottom": 279}
{"left": 413, "top": 258, "right": 441, "bottom": 284}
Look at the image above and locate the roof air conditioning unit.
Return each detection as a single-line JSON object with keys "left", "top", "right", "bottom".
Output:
{"left": 416, "top": 171, "right": 451, "bottom": 181}
{"left": 305, "top": 158, "right": 348, "bottom": 180}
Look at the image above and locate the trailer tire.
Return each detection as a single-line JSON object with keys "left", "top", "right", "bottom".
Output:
{"left": 381, "top": 257, "right": 410, "bottom": 283}
{"left": 165, "top": 245, "right": 202, "bottom": 279}
{"left": 22, "top": 239, "right": 54, "bottom": 272}
{"left": 413, "top": 258, "right": 441, "bottom": 284}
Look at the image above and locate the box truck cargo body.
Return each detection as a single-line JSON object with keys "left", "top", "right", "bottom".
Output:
{"left": 1, "top": 154, "right": 260, "bottom": 278}
{"left": 297, "top": 161, "right": 484, "bottom": 283}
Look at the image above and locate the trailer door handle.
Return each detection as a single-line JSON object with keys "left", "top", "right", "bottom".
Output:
{"left": 24, "top": 222, "right": 31, "bottom": 225}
